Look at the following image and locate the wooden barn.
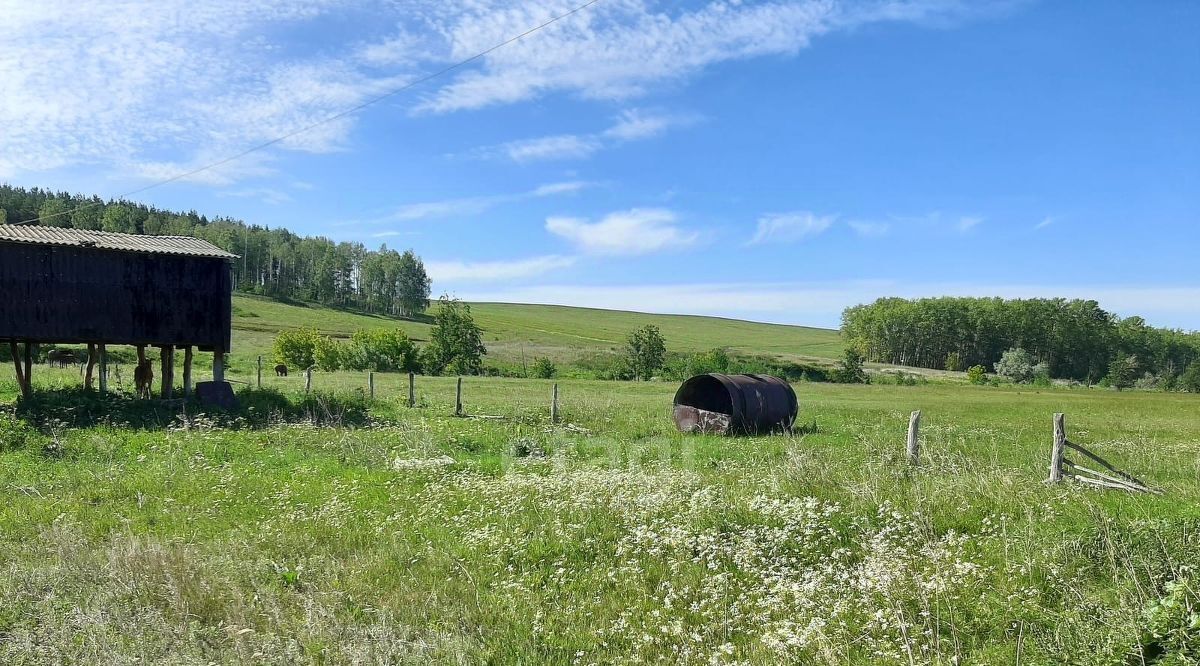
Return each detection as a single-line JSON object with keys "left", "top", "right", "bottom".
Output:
{"left": 0, "top": 225, "right": 237, "bottom": 400}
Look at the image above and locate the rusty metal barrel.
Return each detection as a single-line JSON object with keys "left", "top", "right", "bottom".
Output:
{"left": 672, "top": 373, "right": 798, "bottom": 435}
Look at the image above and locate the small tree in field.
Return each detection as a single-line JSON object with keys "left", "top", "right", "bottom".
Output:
{"left": 274, "top": 328, "right": 320, "bottom": 369}
{"left": 1106, "top": 353, "right": 1139, "bottom": 391}
{"left": 833, "top": 347, "right": 868, "bottom": 383}
{"left": 625, "top": 325, "right": 666, "bottom": 381}
{"left": 1179, "top": 360, "right": 1200, "bottom": 393}
{"left": 396, "top": 250, "right": 432, "bottom": 318}
{"left": 423, "top": 296, "right": 486, "bottom": 375}
{"left": 966, "top": 365, "right": 988, "bottom": 385}
{"left": 995, "top": 348, "right": 1036, "bottom": 383}
{"left": 944, "top": 352, "right": 963, "bottom": 372}
{"left": 532, "top": 357, "right": 556, "bottom": 379}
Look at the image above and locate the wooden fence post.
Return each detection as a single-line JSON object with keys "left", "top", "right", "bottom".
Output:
{"left": 907, "top": 410, "right": 921, "bottom": 466}
{"left": 408, "top": 371, "right": 415, "bottom": 408}
{"left": 368, "top": 371, "right": 375, "bottom": 400}
{"left": 257, "top": 355, "right": 262, "bottom": 389}
{"left": 212, "top": 350, "right": 224, "bottom": 383}
{"left": 551, "top": 383, "right": 560, "bottom": 424}
{"left": 1048, "top": 413, "right": 1066, "bottom": 483}
{"left": 455, "top": 377, "right": 463, "bottom": 416}
{"left": 305, "top": 367, "right": 313, "bottom": 393}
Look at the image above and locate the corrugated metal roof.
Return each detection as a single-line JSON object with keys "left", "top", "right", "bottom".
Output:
{"left": 0, "top": 224, "right": 237, "bottom": 259}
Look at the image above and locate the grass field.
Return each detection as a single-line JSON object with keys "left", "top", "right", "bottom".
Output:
{"left": 229, "top": 295, "right": 846, "bottom": 369}
{"left": 2, "top": 368, "right": 1199, "bottom": 664}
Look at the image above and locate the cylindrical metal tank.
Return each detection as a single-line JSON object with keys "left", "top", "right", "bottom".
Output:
{"left": 672, "top": 373, "right": 798, "bottom": 435}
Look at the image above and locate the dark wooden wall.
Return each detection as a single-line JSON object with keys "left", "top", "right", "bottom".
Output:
{"left": 0, "top": 243, "right": 232, "bottom": 351}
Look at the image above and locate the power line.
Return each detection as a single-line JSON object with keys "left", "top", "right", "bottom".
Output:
{"left": 13, "top": 0, "right": 605, "bottom": 226}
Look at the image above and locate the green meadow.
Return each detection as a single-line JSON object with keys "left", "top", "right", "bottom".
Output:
{"left": 2, "top": 366, "right": 1198, "bottom": 664}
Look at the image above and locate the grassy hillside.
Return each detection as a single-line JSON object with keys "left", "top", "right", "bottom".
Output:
{"left": 230, "top": 294, "right": 845, "bottom": 368}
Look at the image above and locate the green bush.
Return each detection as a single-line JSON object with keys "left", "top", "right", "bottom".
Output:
{"left": 313, "top": 335, "right": 343, "bottom": 371}
{"left": 1179, "top": 360, "right": 1200, "bottom": 393}
{"left": 531, "top": 357, "right": 556, "bottom": 379}
{"left": 945, "top": 352, "right": 963, "bottom": 372}
{"left": 832, "top": 348, "right": 868, "bottom": 384}
{"left": 346, "top": 329, "right": 417, "bottom": 372}
{"left": 995, "top": 348, "right": 1036, "bottom": 383}
{"left": 274, "top": 328, "right": 320, "bottom": 369}
{"left": 967, "top": 365, "right": 988, "bottom": 385}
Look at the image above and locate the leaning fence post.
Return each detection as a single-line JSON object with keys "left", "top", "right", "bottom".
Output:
{"left": 408, "top": 371, "right": 415, "bottom": 408}
{"left": 455, "top": 377, "right": 463, "bottom": 416}
{"left": 257, "top": 355, "right": 262, "bottom": 389}
{"left": 551, "top": 383, "right": 560, "bottom": 424}
{"left": 1048, "top": 413, "right": 1066, "bottom": 483}
{"left": 305, "top": 367, "right": 313, "bottom": 393}
{"left": 907, "top": 410, "right": 921, "bottom": 466}
{"left": 368, "top": 371, "right": 375, "bottom": 400}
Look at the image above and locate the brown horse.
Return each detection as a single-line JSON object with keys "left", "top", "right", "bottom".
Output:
{"left": 134, "top": 360, "right": 154, "bottom": 399}
{"left": 275, "top": 364, "right": 288, "bottom": 377}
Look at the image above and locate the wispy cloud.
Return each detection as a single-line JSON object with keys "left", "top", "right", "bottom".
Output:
{"left": 218, "top": 187, "right": 293, "bottom": 205}
{"left": 847, "top": 220, "right": 890, "bottom": 238}
{"left": 417, "top": 1, "right": 1001, "bottom": 114}
{"left": 957, "top": 216, "right": 983, "bottom": 233}
{"left": 749, "top": 212, "right": 835, "bottom": 245}
{"left": 427, "top": 255, "right": 576, "bottom": 281}
{"left": 368, "top": 180, "right": 590, "bottom": 224}
{"left": 546, "top": 208, "right": 697, "bottom": 255}
{"left": 371, "top": 230, "right": 420, "bottom": 239}
{"left": 1034, "top": 215, "right": 1057, "bottom": 230}
{"left": 483, "top": 109, "right": 693, "bottom": 163}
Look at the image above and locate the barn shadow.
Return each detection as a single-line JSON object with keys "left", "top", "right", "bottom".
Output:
{"left": 10, "top": 386, "right": 372, "bottom": 432}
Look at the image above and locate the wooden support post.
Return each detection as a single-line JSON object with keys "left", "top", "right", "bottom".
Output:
{"left": 23, "top": 342, "right": 32, "bottom": 397}
{"left": 305, "top": 367, "right": 313, "bottom": 393}
{"left": 98, "top": 344, "right": 108, "bottom": 395}
{"left": 408, "top": 371, "right": 415, "bottom": 408}
{"left": 257, "top": 356, "right": 262, "bottom": 389}
{"left": 85, "top": 342, "right": 97, "bottom": 390}
{"left": 1048, "top": 413, "right": 1066, "bottom": 483}
{"left": 183, "top": 347, "right": 193, "bottom": 397}
{"left": 455, "top": 377, "right": 463, "bottom": 416}
{"left": 551, "top": 383, "right": 560, "bottom": 424}
{"left": 368, "top": 372, "right": 375, "bottom": 400}
{"left": 212, "top": 350, "right": 225, "bottom": 383}
{"left": 10, "top": 341, "right": 29, "bottom": 400}
{"left": 160, "top": 345, "right": 174, "bottom": 399}
{"left": 906, "top": 410, "right": 921, "bottom": 466}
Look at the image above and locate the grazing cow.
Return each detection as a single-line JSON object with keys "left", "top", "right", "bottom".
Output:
{"left": 47, "top": 349, "right": 77, "bottom": 368}
{"left": 134, "top": 360, "right": 154, "bottom": 399}
{"left": 275, "top": 364, "right": 288, "bottom": 377}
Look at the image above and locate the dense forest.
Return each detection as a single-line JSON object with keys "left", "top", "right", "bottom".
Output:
{"left": 842, "top": 297, "right": 1200, "bottom": 383}
{"left": 0, "top": 185, "right": 431, "bottom": 316}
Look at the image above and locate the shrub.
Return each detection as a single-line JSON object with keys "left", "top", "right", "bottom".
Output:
{"left": 832, "top": 348, "right": 868, "bottom": 384}
{"left": 313, "top": 335, "right": 343, "bottom": 371}
{"left": 424, "top": 297, "right": 486, "bottom": 375}
{"left": 347, "top": 329, "right": 417, "bottom": 372}
{"left": 690, "top": 348, "right": 731, "bottom": 375}
{"left": 967, "top": 365, "right": 988, "bottom": 385}
{"left": 531, "top": 357, "right": 556, "bottom": 379}
{"left": 273, "top": 327, "right": 320, "bottom": 369}
{"left": 1179, "top": 360, "right": 1200, "bottom": 393}
{"left": 944, "top": 352, "right": 963, "bottom": 372}
{"left": 995, "top": 348, "right": 1036, "bottom": 383}
{"left": 1106, "top": 354, "right": 1139, "bottom": 391}
{"left": 625, "top": 325, "right": 666, "bottom": 381}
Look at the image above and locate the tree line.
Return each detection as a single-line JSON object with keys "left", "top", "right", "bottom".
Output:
{"left": 0, "top": 184, "right": 431, "bottom": 316}
{"left": 842, "top": 297, "right": 1200, "bottom": 384}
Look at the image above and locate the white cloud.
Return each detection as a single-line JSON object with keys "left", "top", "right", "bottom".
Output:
{"left": 501, "top": 134, "right": 602, "bottom": 162}
{"left": 427, "top": 255, "right": 575, "bottom": 281}
{"left": 1035, "top": 215, "right": 1057, "bottom": 230}
{"left": 370, "top": 180, "right": 589, "bottom": 223}
{"left": 957, "top": 216, "right": 983, "bottom": 232}
{"left": 546, "top": 208, "right": 697, "bottom": 255}
{"left": 218, "top": 187, "right": 293, "bottom": 205}
{"left": 847, "top": 220, "right": 890, "bottom": 238}
{"left": 749, "top": 212, "right": 835, "bottom": 245}
{"left": 416, "top": 1, "right": 1001, "bottom": 114}
{"left": 453, "top": 281, "right": 1200, "bottom": 330}
{"left": 483, "top": 109, "right": 691, "bottom": 163}
{"left": 371, "top": 230, "right": 419, "bottom": 239}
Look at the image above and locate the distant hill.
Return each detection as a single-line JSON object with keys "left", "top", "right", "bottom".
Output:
{"left": 230, "top": 294, "right": 844, "bottom": 369}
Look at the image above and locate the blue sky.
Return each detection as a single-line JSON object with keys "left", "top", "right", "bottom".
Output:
{"left": 2, "top": 0, "right": 1198, "bottom": 329}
